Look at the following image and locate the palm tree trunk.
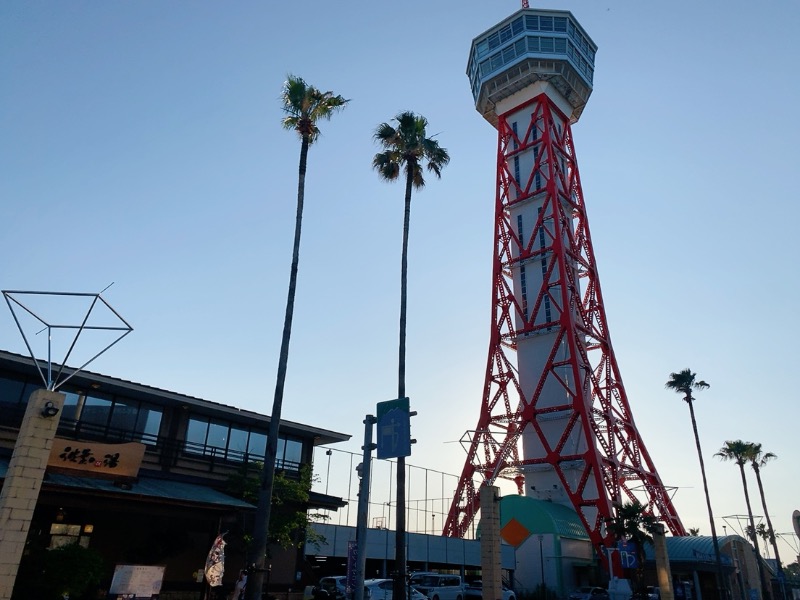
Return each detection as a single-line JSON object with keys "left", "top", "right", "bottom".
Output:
{"left": 738, "top": 463, "right": 770, "bottom": 600}
{"left": 753, "top": 465, "right": 784, "bottom": 577}
{"left": 394, "top": 166, "right": 414, "bottom": 600}
{"left": 246, "top": 134, "right": 309, "bottom": 600}
{"left": 687, "top": 400, "right": 726, "bottom": 597}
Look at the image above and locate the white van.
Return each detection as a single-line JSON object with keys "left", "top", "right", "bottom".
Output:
{"left": 409, "top": 573, "right": 464, "bottom": 600}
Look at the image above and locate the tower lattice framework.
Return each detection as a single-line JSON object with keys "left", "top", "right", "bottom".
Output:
{"left": 443, "top": 92, "right": 685, "bottom": 555}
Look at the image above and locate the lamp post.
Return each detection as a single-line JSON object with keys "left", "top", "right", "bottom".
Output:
{"left": 538, "top": 535, "right": 545, "bottom": 589}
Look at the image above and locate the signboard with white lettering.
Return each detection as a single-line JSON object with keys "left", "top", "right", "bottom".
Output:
{"left": 617, "top": 539, "right": 638, "bottom": 569}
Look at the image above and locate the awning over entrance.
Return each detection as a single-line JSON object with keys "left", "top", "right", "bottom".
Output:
{"left": 0, "top": 459, "right": 253, "bottom": 510}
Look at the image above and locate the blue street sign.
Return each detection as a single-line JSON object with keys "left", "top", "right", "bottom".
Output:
{"left": 376, "top": 397, "right": 411, "bottom": 459}
{"left": 617, "top": 540, "right": 638, "bottom": 569}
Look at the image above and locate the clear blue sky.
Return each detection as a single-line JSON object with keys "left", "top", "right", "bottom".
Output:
{"left": 2, "top": 1, "right": 799, "bottom": 561}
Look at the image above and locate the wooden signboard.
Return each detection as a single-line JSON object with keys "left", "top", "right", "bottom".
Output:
{"left": 47, "top": 439, "right": 146, "bottom": 480}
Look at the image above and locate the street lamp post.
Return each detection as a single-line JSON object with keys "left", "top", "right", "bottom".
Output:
{"left": 538, "top": 535, "right": 545, "bottom": 589}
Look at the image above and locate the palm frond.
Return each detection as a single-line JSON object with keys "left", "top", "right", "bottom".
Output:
{"left": 373, "top": 152, "right": 401, "bottom": 182}
{"left": 371, "top": 110, "right": 449, "bottom": 191}
{"left": 280, "top": 74, "right": 348, "bottom": 143}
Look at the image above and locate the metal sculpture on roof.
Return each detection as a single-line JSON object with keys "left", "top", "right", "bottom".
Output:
{"left": 2, "top": 288, "right": 133, "bottom": 391}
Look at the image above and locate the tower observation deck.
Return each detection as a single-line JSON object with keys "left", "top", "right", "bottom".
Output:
{"left": 467, "top": 9, "right": 596, "bottom": 126}
{"left": 446, "top": 8, "right": 685, "bottom": 565}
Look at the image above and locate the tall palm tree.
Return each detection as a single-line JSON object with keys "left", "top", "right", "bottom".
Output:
{"left": 373, "top": 111, "right": 449, "bottom": 600}
{"left": 665, "top": 369, "right": 726, "bottom": 593}
{"left": 748, "top": 443, "right": 784, "bottom": 578}
{"left": 247, "top": 75, "right": 347, "bottom": 600}
{"left": 716, "top": 440, "right": 770, "bottom": 600}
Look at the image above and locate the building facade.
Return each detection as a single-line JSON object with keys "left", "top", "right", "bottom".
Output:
{"left": 0, "top": 350, "right": 349, "bottom": 599}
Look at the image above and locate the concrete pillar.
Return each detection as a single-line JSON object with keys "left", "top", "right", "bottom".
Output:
{"left": 480, "top": 486, "right": 502, "bottom": 600}
{"left": 652, "top": 526, "right": 674, "bottom": 600}
{"left": 0, "top": 388, "right": 65, "bottom": 600}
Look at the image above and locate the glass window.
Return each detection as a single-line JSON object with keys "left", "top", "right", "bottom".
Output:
{"left": 541, "top": 37, "right": 554, "bottom": 53}
{"left": 555, "top": 38, "right": 566, "bottom": 53}
{"left": 276, "top": 437, "right": 286, "bottom": 462}
{"left": 109, "top": 399, "right": 139, "bottom": 432}
{"left": 186, "top": 417, "right": 208, "bottom": 453}
{"left": 136, "top": 406, "right": 162, "bottom": 440}
{"left": 206, "top": 420, "right": 228, "bottom": 454}
{"left": 540, "top": 16, "right": 553, "bottom": 31}
{"left": 228, "top": 427, "right": 248, "bottom": 459}
{"left": 512, "top": 17, "right": 523, "bottom": 36}
{"left": 525, "top": 15, "right": 538, "bottom": 31}
{"left": 80, "top": 395, "right": 112, "bottom": 426}
{"left": 499, "top": 24, "right": 512, "bottom": 44}
{"left": 283, "top": 438, "right": 302, "bottom": 466}
{"left": 61, "top": 391, "right": 82, "bottom": 421}
{"left": 554, "top": 17, "right": 567, "bottom": 32}
{"left": 0, "top": 376, "right": 24, "bottom": 405}
{"left": 487, "top": 32, "right": 500, "bottom": 50}
{"left": 248, "top": 431, "right": 266, "bottom": 459}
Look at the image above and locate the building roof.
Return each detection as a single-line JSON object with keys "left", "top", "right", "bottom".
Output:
{"left": 0, "top": 349, "right": 350, "bottom": 446}
{"left": 644, "top": 535, "right": 734, "bottom": 566}
{"left": 0, "top": 458, "right": 253, "bottom": 510}
{"left": 499, "top": 495, "right": 590, "bottom": 540}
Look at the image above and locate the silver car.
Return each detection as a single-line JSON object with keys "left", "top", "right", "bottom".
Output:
{"left": 569, "top": 587, "right": 609, "bottom": 600}
{"left": 365, "top": 578, "right": 428, "bottom": 600}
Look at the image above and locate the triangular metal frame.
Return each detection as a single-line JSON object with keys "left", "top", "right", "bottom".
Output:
{"left": 2, "top": 290, "right": 133, "bottom": 391}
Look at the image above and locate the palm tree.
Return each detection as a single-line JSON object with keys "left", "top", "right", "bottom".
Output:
{"left": 373, "top": 111, "right": 449, "bottom": 600}
{"left": 247, "top": 75, "right": 347, "bottom": 600}
{"left": 665, "top": 369, "right": 726, "bottom": 594}
{"left": 716, "top": 440, "right": 770, "bottom": 600}
{"left": 604, "top": 501, "right": 659, "bottom": 594}
{"left": 748, "top": 443, "right": 784, "bottom": 578}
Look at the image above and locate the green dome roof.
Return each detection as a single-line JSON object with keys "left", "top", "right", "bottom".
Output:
{"left": 478, "top": 495, "right": 590, "bottom": 546}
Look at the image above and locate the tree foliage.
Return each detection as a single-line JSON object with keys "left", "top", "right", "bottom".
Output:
{"left": 665, "top": 368, "right": 709, "bottom": 402}
{"left": 229, "top": 463, "right": 327, "bottom": 549}
{"left": 604, "top": 501, "right": 659, "bottom": 593}
{"left": 14, "top": 542, "right": 106, "bottom": 600}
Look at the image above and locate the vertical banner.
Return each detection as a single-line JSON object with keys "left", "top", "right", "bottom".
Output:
{"left": 346, "top": 540, "right": 357, "bottom": 596}
{"left": 205, "top": 534, "right": 226, "bottom": 587}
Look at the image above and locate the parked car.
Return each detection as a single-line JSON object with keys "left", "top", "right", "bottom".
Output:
{"left": 409, "top": 573, "right": 465, "bottom": 600}
{"left": 569, "top": 587, "right": 609, "bottom": 600}
{"left": 365, "top": 578, "right": 429, "bottom": 600}
{"left": 318, "top": 576, "right": 348, "bottom": 600}
{"left": 464, "top": 580, "right": 516, "bottom": 600}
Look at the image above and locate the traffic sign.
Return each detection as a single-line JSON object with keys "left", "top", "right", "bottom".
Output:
{"left": 376, "top": 397, "right": 411, "bottom": 459}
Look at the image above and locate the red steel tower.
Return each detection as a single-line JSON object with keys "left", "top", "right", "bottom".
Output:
{"left": 445, "top": 8, "right": 685, "bottom": 558}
